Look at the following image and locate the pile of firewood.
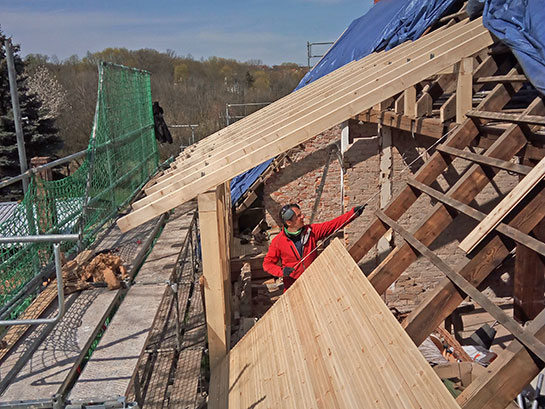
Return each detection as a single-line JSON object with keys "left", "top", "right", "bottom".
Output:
{"left": 62, "top": 250, "right": 128, "bottom": 294}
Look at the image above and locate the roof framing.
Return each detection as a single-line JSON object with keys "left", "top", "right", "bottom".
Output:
{"left": 117, "top": 17, "right": 493, "bottom": 232}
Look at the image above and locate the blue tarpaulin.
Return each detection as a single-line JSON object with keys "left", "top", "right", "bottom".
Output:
{"left": 231, "top": 0, "right": 545, "bottom": 207}
{"left": 483, "top": 0, "right": 545, "bottom": 95}
{"left": 295, "top": 0, "right": 459, "bottom": 90}
{"left": 231, "top": 0, "right": 459, "bottom": 206}
{"left": 230, "top": 159, "right": 272, "bottom": 205}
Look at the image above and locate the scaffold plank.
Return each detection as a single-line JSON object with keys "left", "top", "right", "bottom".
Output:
{"left": 69, "top": 204, "right": 195, "bottom": 401}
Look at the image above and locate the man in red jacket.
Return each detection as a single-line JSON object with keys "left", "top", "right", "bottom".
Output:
{"left": 263, "top": 203, "right": 365, "bottom": 291}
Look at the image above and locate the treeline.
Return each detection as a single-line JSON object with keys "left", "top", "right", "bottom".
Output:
{"left": 25, "top": 48, "right": 308, "bottom": 160}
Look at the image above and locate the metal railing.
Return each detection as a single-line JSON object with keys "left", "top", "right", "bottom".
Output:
{"left": 0, "top": 234, "right": 79, "bottom": 326}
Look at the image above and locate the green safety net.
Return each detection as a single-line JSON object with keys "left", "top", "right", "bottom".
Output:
{"left": 0, "top": 62, "right": 158, "bottom": 313}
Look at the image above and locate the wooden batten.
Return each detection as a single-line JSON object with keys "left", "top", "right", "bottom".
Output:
{"left": 459, "top": 155, "right": 545, "bottom": 253}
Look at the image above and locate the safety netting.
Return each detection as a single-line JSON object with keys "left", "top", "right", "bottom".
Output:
{"left": 0, "top": 62, "right": 158, "bottom": 313}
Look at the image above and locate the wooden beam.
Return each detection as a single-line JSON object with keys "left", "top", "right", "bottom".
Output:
{"left": 158, "top": 17, "right": 475, "bottom": 181}
{"left": 356, "top": 110, "right": 447, "bottom": 139}
{"left": 118, "top": 20, "right": 494, "bottom": 231}
{"left": 403, "top": 186, "right": 545, "bottom": 347}
{"left": 404, "top": 86, "right": 417, "bottom": 118}
{"left": 456, "top": 57, "right": 473, "bottom": 123}
{"left": 474, "top": 74, "right": 528, "bottom": 83}
{"left": 142, "top": 18, "right": 485, "bottom": 199}
{"left": 457, "top": 308, "right": 545, "bottom": 409}
{"left": 514, "top": 198, "right": 545, "bottom": 322}
{"left": 367, "top": 120, "right": 528, "bottom": 295}
{"left": 348, "top": 76, "right": 526, "bottom": 262}
{"left": 514, "top": 230, "right": 545, "bottom": 323}
{"left": 440, "top": 94, "right": 457, "bottom": 122}
{"left": 467, "top": 110, "right": 545, "bottom": 126}
{"left": 415, "top": 92, "right": 433, "bottom": 117}
{"left": 198, "top": 185, "right": 231, "bottom": 373}
{"left": 437, "top": 144, "right": 533, "bottom": 175}
{"left": 407, "top": 179, "right": 545, "bottom": 256}
{"left": 440, "top": 55, "right": 500, "bottom": 123}
{"left": 376, "top": 209, "right": 545, "bottom": 363}
{"left": 394, "top": 93, "right": 404, "bottom": 114}
{"left": 459, "top": 155, "right": 545, "bottom": 253}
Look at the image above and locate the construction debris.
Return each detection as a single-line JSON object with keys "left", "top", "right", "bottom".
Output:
{"left": 62, "top": 250, "right": 128, "bottom": 293}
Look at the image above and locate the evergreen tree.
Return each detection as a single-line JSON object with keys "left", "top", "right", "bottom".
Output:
{"left": 0, "top": 29, "right": 62, "bottom": 200}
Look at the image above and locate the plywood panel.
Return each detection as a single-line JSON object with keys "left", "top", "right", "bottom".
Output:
{"left": 209, "top": 239, "right": 459, "bottom": 409}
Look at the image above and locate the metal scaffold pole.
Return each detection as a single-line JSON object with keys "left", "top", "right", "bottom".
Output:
{"left": 4, "top": 38, "right": 29, "bottom": 194}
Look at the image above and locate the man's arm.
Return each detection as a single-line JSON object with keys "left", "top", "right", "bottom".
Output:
{"left": 263, "top": 242, "right": 283, "bottom": 277}
{"left": 311, "top": 207, "right": 358, "bottom": 241}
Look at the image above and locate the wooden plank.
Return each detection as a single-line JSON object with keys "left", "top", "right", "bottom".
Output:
{"left": 143, "top": 19, "right": 478, "bottom": 199}
{"left": 514, "top": 219, "right": 545, "bottom": 323}
{"left": 0, "top": 282, "right": 58, "bottom": 364}
{"left": 407, "top": 178, "right": 545, "bottom": 257}
{"left": 349, "top": 67, "right": 524, "bottom": 262}
{"left": 118, "top": 20, "right": 494, "bottom": 231}
{"left": 456, "top": 57, "right": 474, "bottom": 122}
{"left": 376, "top": 209, "right": 545, "bottom": 363}
{"left": 210, "top": 239, "right": 460, "bottom": 409}
{"left": 467, "top": 110, "right": 545, "bottom": 126}
{"left": 457, "top": 308, "right": 545, "bottom": 409}
{"left": 403, "top": 187, "right": 545, "bottom": 347}
{"left": 367, "top": 119, "right": 528, "bottom": 295}
{"left": 69, "top": 205, "right": 194, "bottom": 401}
{"left": 474, "top": 74, "right": 528, "bottom": 83}
{"left": 437, "top": 144, "right": 533, "bottom": 175}
{"left": 404, "top": 86, "right": 417, "bottom": 118}
{"left": 459, "top": 155, "right": 545, "bottom": 253}
{"left": 198, "top": 187, "right": 231, "bottom": 374}
{"left": 356, "top": 110, "right": 447, "bottom": 139}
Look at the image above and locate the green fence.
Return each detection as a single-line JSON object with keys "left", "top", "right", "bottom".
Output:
{"left": 0, "top": 62, "right": 158, "bottom": 312}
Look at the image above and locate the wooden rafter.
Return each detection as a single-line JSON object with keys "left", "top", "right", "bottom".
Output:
{"left": 376, "top": 209, "right": 545, "bottom": 362}
{"left": 118, "top": 18, "right": 493, "bottom": 232}
{"left": 348, "top": 74, "right": 528, "bottom": 262}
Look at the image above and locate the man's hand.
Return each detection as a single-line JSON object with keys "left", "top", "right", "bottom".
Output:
{"left": 283, "top": 266, "right": 294, "bottom": 277}
{"left": 354, "top": 204, "right": 366, "bottom": 216}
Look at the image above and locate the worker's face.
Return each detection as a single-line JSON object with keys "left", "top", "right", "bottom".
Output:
{"left": 286, "top": 207, "right": 304, "bottom": 230}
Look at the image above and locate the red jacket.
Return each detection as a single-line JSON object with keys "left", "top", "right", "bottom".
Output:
{"left": 263, "top": 208, "right": 357, "bottom": 291}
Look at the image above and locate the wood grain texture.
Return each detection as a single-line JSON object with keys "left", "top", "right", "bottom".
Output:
{"left": 209, "top": 239, "right": 459, "bottom": 409}
{"left": 459, "top": 155, "right": 545, "bottom": 253}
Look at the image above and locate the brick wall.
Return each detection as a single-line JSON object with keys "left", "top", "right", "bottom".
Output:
{"left": 262, "top": 125, "right": 518, "bottom": 311}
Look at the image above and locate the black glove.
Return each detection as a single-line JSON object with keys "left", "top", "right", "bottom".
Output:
{"left": 354, "top": 204, "right": 366, "bottom": 216}
{"left": 283, "top": 266, "right": 294, "bottom": 277}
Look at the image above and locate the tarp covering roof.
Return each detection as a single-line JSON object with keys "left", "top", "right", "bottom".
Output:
{"left": 483, "top": 0, "right": 545, "bottom": 95}
{"left": 231, "top": 0, "right": 460, "bottom": 207}
{"left": 230, "top": 159, "right": 272, "bottom": 205}
{"left": 295, "top": 0, "right": 459, "bottom": 90}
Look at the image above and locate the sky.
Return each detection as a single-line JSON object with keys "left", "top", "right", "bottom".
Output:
{"left": 0, "top": 0, "right": 373, "bottom": 66}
